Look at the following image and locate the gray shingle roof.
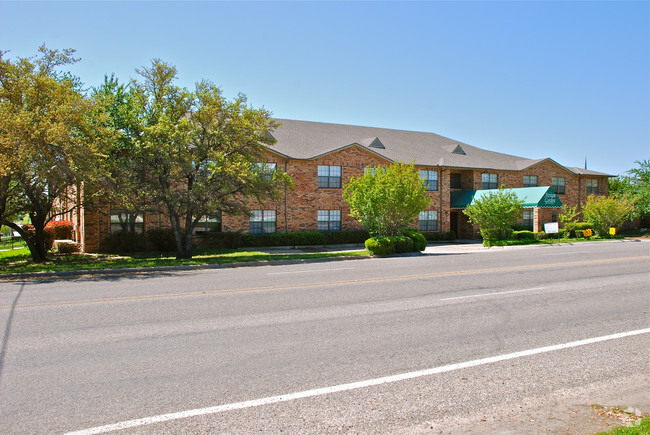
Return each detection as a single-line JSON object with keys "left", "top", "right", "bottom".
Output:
{"left": 268, "top": 119, "right": 612, "bottom": 176}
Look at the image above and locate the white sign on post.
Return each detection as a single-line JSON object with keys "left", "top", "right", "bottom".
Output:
{"left": 544, "top": 222, "right": 559, "bottom": 234}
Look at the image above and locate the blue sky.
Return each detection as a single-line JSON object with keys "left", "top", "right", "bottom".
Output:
{"left": 1, "top": 1, "right": 648, "bottom": 177}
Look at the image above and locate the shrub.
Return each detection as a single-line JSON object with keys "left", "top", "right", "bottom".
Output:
{"left": 403, "top": 228, "right": 427, "bottom": 251}
{"left": 446, "top": 231, "right": 456, "bottom": 240}
{"left": 513, "top": 230, "right": 535, "bottom": 240}
{"left": 146, "top": 228, "right": 177, "bottom": 252}
{"left": 54, "top": 240, "right": 81, "bottom": 254}
{"left": 195, "top": 231, "right": 243, "bottom": 249}
{"left": 323, "top": 229, "right": 370, "bottom": 245}
{"left": 365, "top": 236, "right": 396, "bottom": 256}
{"left": 583, "top": 228, "right": 593, "bottom": 237}
{"left": 100, "top": 232, "right": 147, "bottom": 253}
{"left": 241, "top": 232, "right": 326, "bottom": 247}
{"left": 534, "top": 232, "right": 547, "bottom": 240}
{"left": 22, "top": 224, "right": 55, "bottom": 251}
{"left": 46, "top": 220, "right": 74, "bottom": 240}
{"left": 394, "top": 235, "right": 414, "bottom": 253}
{"left": 575, "top": 230, "right": 585, "bottom": 238}
{"left": 574, "top": 222, "right": 594, "bottom": 231}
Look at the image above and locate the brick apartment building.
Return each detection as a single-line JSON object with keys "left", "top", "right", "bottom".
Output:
{"left": 76, "top": 119, "right": 611, "bottom": 252}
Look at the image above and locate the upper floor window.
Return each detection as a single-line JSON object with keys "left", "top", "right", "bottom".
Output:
{"left": 523, "top": 175, "right": 538, "bottom": 188}
{"left": 586, "top": 179, "right": 598, "bottom": 195}
{"left": 419, "top": 210, "right": 438, "bottom": 231}
{"left": 450, "top": 173, "right": 462, "bottom": 189}
{"left": 482, "top": 173, "right": 498, "bottom": 190}
{"left": 317, "top": 210, "right": 341, "bottom": 232}
{"left": 250, "top": 210, "right": 276, "bottom": 234}
{"left": 318, "top": 165, "right": 341, "bottom": 188}
{"left": 110, "top": 210, "right": 144, "bottom": 234}
{"left": 552, "top": 177, "right": 566, "bottom": 195}
{"left": 419, "top": 170, "right": 438, "bottom": 191}
{"left": 255, "top": 162, "right": 277, "bottom": 181}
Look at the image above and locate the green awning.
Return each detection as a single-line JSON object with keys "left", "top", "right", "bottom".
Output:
{"left": 450, "top": 186, "right": 563, "bottom": 209}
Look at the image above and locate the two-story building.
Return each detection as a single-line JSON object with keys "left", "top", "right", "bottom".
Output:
{"left": 77, "top": 119, "right": 612, "bottom": 251}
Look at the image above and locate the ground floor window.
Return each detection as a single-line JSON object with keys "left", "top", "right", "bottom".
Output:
{"left": 419, "top": 210, "right": 438, "bottom": 231}
{"left": 110, "top": 210, "right": 144, "bottom": 234}
{"left": 523, "top": 209, "right": 534, "bottom": 231}
{"left": 194, "top": 213, "right": 222, "bottom": 234}
{"left": 317, "top": 210, "right": 341, "bottom": 231}
{"left": 250, "top": 210, "right": 276, "bottom": 234}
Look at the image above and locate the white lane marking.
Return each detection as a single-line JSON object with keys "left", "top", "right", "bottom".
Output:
{"left": 66, "top": 328, "right": 650, "bottom": 435}
{"left": 268, "top": 267, "right": 353, "bottom": 275}
{"left": 440, "top": 287, "right": 547, "bottom": 301}
{"left": 543, "top": 251, "right": 589, "bottom": 256}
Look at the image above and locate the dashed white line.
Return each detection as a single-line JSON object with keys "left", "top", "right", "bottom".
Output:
{"left": 440, "top": 287, "right": 548, "bottom": 301}
{"left": 65, "top": 328, "right": 650, "bottom": 435}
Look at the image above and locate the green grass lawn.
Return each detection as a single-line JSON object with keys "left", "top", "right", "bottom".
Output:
{"left": 597, "top": 417, "right": 650, "bottom": 434}
{"left": 0, "top": 246, "right": 369, "bottom": 275}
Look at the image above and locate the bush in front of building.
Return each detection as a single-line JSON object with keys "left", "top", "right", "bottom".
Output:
{"left": 146, "top": 229, "right": 177, "bottom": 252}
{"left": 365, "top": 236, "right": 396, "bottom": 256}
{"left": 195, "top": 231, "right": 244, "bottom": 249}
{"left": 394, "top": 235, "right": 414, "bottom": 253}
{"left": 420, "top": 231, "right": 456, "bottom": 241}
{"left": 323, "top": 229, "right": 370, "bottom": 245}
{"left": 100, "top": 232, "right": 148, "bottom": 253}
{"left": 47, "top": 220, "right": 74, "bottom": 240}
{"left": 513, "top": 230, "right": 535, "bottom": 240}
{"left": 403, "top": 228, "right": 427, "bottom": 251}
{"left": 241, "top": 232, "right": 327, "bottom": 247}
{"left": 54, "top": 240, "right": 81, "bottom": 254}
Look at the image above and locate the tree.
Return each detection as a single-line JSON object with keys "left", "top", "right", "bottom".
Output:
{"left": 559, "top": 205, "right": 580, "bottom": 230}
{"left": 343, "top": 162, "right": 431, "bottom": 236}
{"left": 0, "top": 46, "right": 109, "bottom": 262}
{"left": 609, "top": 160, "right": 650, "bottom": 225}
{"left": 462, "top": 189, "right": 524, "bottom": 245}
{"left": 96, "top": 60, "right": 291, "bottom": 259}
{"left": 582, "top": 194, "right": 634, "bottom": 236}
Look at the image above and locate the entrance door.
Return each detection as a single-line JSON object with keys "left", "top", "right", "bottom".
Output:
{"left": 450, "top": 211, "right": 459, "bottom": 237}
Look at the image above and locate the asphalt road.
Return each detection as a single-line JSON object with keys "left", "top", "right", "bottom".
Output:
{"left": 0, "top": 240, "right": 648, "bottom": 434}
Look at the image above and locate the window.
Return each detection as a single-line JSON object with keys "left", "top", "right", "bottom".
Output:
{"left": 552, "top": 177, "right": 566, "bottom": 194}
{"left": 586, "top": 179, "right": 598, "bottom": 195}
{"left": 255, "top": 162, "right": 277, "bottom": 181}
{"left": 317, "top": 210, "right": 341, "bottom": 231}
{"left": 482, "top": 173, "right": 498, "bottom": 189}
{"left": 194, "top": 214, "right": 222, "bottom": 233}
{"left": 419, "top": 210, "right": 438, "bottom": 231}
{"left": 250, "top": 210, "right": 276, "bottom": 234}
{"left": 419, "top": 170, "right": 438, "bottom": 191}
{"left": 110, "top": 210, "right": 144, "bottom": 234}
{"left": 450, "top": 173, "right": 462, "bottom": 189}
{"left": 523, "top": 175, "right": 538, "bottom": 187}
{"left": 318, "top": 165, "right": 341, "bottom": 188}
{"left": 523, "top": 210, "right": 534, "bottom": 231}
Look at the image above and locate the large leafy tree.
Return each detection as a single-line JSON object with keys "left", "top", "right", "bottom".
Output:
{"left": 0, "top": 46, "right": 109, "bottom": 262}
{"left": 96, "top": 60, "right": 291, "bottom": 259}
{"left": 463, "top": 189, "right": 524, "bottom": 245}
{"left": 582, "top": 194, "right": 634, "bottom": 236}
{"left": 609, "top": 160, "right": 650, "bottom": 225}
{"left": 343, "top": 162, "right": 431, "bottom": 236}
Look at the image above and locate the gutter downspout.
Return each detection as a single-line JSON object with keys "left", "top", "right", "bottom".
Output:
{"left": 284, "top": 160, "right": 289, "bottom": 233}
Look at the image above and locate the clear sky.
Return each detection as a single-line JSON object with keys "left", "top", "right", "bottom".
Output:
{"left": 1, "top": 1, "right": 648, "bottom": 177}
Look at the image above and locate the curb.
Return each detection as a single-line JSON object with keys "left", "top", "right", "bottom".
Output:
{"left": 0, "top": 252, "right": 371, "bottom": 281}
